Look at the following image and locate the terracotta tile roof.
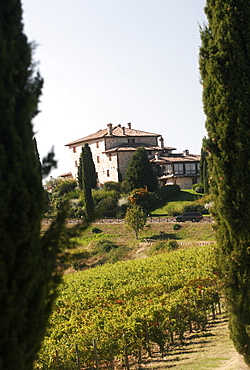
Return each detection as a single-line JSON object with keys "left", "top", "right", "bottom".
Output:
{"left": 150, "top": 153, "right": 200, "bottom": 164}
{"left": 65, "top": 124, "right": 160, "bottom": 146}
{"left": 104, "top": 143, "right": 175, "bottom": 153}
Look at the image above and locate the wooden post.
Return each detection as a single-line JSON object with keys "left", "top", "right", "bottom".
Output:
{"left": 123, "top": 329, "right": 130, "bottom": 370}
{"left": 138, "top": 347, "right": 142, "bottom": 369}
{"left": 75, "top": 344, "right": 81, "bottom": 370}
{"left": 143, "top": 322, "right": 152, "bottom": 357}
{"left": 93, "top": 339, "right": 99, "bottom": 370}
{"left": 55, "top": 350, "right": 60, "bottom": 367}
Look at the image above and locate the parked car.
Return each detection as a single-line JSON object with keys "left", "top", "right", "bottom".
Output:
{"left": 175, "top": 212, "right": 203, "bottom": 222}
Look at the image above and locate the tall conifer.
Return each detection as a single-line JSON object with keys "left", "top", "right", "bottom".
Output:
{"left": 0, "top": 2, "right": 66, "bottom": 369}
{"left": 200, "top": 0, "right": 250, "bottom": 361}
{"left": 78, "top": 145, "right": 94, "bottom": 218}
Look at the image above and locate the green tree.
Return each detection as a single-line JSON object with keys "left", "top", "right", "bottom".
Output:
{"left": 124, "top": 205, "right": 147, "bottom": 239}
{"left": 78, "top": 145, "right": 94, "bottom": 218}
{"left": 200, "top": 137, "right": 209, "bottom": 194}
{"left": 125, "top": 147, "right": 158, "bottom": 192}
{"left": 78, "top": 143, "right": 96, "bottom": 190}
{"left": 199, "top": 0, "right": 250, "bottom": 362}
{"left": 0, "top": 2, "right": 66, "bottom": 369}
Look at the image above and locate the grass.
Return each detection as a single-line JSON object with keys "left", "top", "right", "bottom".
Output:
{"left": 151, "top": 189, "right": 204, "bottom": 215}
{"left": 142, "top": 314, "right": 247, "bottom": 370}
{"left": 63, "top": 221, "right": 216, "bottom": 271}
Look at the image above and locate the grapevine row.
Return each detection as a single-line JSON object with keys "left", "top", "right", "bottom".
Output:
{"left": 35, "top": 245, "right": 220, "bottom": 369}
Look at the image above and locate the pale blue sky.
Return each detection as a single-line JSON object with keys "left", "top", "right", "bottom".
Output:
{"left": 22, "top": 0, "right": 207, "bottom": 177}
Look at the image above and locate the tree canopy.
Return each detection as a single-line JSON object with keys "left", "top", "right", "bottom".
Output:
{"left": 200, "top": 0, "right": 250, "bottom": 362}
{"left": 125, "top": 147, "right": 158, "bottom": 192}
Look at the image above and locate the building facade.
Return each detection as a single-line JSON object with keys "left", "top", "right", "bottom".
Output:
{"left": 65, "top": 123, "right": 200, "bottom": 189}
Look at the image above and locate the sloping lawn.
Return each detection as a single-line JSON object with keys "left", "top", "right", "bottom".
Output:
{"left": 151, "top": 189, "right": 203, "bottom": 215}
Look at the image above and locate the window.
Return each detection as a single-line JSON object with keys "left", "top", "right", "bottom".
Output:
{"left": 185, "top": 163, "right": 196, "bottom": 175}
{"left": 97, "top": 156, "right": 100, "bottom": 163}
{"left": 166, "top": 164, "right": 172, "bottom": 175}
{"left": 73, "top": 146, "right": 77, "bottom": 153}
{"left": 128, "top": 138, "right": 135, "bottom": 143}
{"left": 107, "top": 170, "right": 110, "bottom": 177}
{"left": 96, "top": 141, "right": 99, "bottom": 148}
{"left": 75, "top": 160, "right": 78, "bottom": 167}
{"left": 174, "top": 163, "right": 184, "bottom": 174}
{"left": 109, "top": 154, "right": 112, "bottom": 161}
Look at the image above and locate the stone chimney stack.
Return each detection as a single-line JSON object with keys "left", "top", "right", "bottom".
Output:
{"left": 127, "top": 122, "right": 131, "bottom": 129}
{"left": 159, "top": 136, "right": 164, "bottom": 149}
{"left": 122, "top": 126, "right": 126, "bottom": 135}
{"left": 107, "top": 123, "right": 113, "bottom": 136}
{"left": 183, "top": 149, "right": 189, "bottom": 156}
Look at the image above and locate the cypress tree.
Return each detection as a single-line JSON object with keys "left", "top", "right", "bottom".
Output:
{"left": 200, "top": 0, "right": 250, "bottom": 362}
{"left": 78, "top": 143, "right": 96, "bottom": 190}
{"left": 85, "top": 143, "right": 97, "bottom": 189}
{"left": 78, "top": 146, "right": 94, "bottom": 218}
{"left": 0, "top": 2, "right": 66, "bottom": 369}
{"left": 200, "top": 137, "right": 209, "bottom": 194}
{"left": 125, "top": 147, "right": 158, "bottom": 192}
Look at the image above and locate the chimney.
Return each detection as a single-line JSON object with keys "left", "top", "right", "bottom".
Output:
{"left": 107, "top": 123, "right": 113, "bottom": 136}
{"left": 122, "top": 126, "right": 126, "bottom": 135}
{"left": 183, "top": 149, "right": 189, "bottom": 156}
{"left": 127, "top": 122, "right": 131, "bottom": 129}
{"left": 159, "top": 136, "right": 164, "bottom": 149}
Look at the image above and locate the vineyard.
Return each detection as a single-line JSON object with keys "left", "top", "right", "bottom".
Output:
{"left": 35, "top": 245, "right": 221, "bottom": 370}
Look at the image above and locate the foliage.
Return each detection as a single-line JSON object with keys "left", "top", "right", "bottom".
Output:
{"left": 124, "top": 205, "right": 148, "bottom": 239}
{"left": 91, "top": 227, "right": 102, "bottom": 234}
{"left": 103, "top": 181, "right": 128, "bottom": 193}
{"left": 78, "top": 146, "right": 94, "bottom": 218}
{"left": 93, "top": 239, "right": 119, "bottom": 254}
{"left": 200, "top": 137, "right": 209, "bottom": 194}
{"left": 173, "top": 223, "right": 182, "bottom": 230}
{"left": 34, "top": 245, "right": 220, "bottom": 369}
{"left": 44, "top": 179, "right": 82, "bottom": 218}
{"left": 78, "top": 143, "right": 96, "bottom": 190}
{"left": 125, "top": 147, "right": 158, "bottom": 192}
{"left": 199, "top": 0, "right": 250, "bottom": 361}
{"left": 0, "top": 3, "right": 67, "bottom": 369}
{"left": 95, "top": 196, "right": 118, "bottom": 218}
{"left": 148, "top": 240, "right": 179, "bottom": 255}
{"left": 183, "top": 203, "right": 208, "bottom": 215}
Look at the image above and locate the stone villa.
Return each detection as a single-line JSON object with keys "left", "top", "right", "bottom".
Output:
{"left": 65, "top": 123, "right": 200, "bottom": 189}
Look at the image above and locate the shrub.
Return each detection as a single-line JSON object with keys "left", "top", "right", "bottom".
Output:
{"left": 94, "top": 239, "right": 119, "bottom": 254}
{"left": 173, "top": 223, "right": 182, "bottom": 230}
{"left": 91, "top": 227, "right": 102, "bottom": 234}
{"left": 148, "top": 240, "right": 179, "bottom": 256}
{"left": 183, "top": 204, "right": 208, "bottom": 214}
{"left": 95, "top": 196, "right": 118, "bottom": 217}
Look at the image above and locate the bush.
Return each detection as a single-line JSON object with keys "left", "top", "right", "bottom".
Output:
{"left": 183, "top": 204, "right": 208, "bottom": 214}
{"left": 95, "top": 196, "right": 118, "bottom": 217}
{"left": 91, "top": 227, "right": 102, "bottom": 234}
{"left": 148, "top": 240, "right": 179, "bottom": 256}
{"left": 173, "top": 223, "right": 182, "bottom": 230}
{"left": 94, "top": 239, "right": 119, "bottom": 254}
{"left": 102, "top": 181, "right": 125, "bottom": 192}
